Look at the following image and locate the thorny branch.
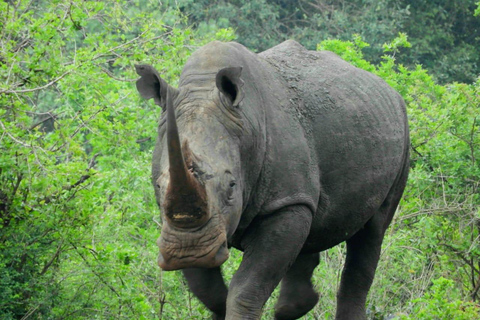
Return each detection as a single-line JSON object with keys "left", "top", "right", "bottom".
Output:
{"left": 42, "top": 153, "right": 100, "bottom": 205}
{"left": 0, "top": 119, "right": 34, "bottom": 148}
{"left": 442, "top": 241, "right": 480, "bottom": 301}
{"left": 40, "top": 239, "right": 64, "bottom": 276}
{"left": 69, "top": 240, "right": 137, "bottom": 315}
{"left": 29, "top": 112, "right": 57, "bottom": 130}
{"left": 100, "top": 66, "right": 137, "bottom": 82}
{"left": 0, "top": 71, "right": 72, "bottom": 94}
{"left": 0, "top": 26, "right": 172, "bottom": 95}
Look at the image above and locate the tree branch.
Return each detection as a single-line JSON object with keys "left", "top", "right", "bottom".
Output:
{"left": 100, "top": 66, "right": 137, "bottom": 82}
{"left": 0, "top": 70, "right": 71, "bottom": 94}
{"left": 42, "top": 153, "right": 99, "bottom": 204}
{"left": 440, "top": 242, "right": 480, "bottom": 275}
{"left": 40, "top": 240, "right": 64, "bottom": 276}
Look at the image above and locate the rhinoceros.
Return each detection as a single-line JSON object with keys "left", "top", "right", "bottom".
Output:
{"left": 135, "top": 40, "right": 409, "bottom": 320}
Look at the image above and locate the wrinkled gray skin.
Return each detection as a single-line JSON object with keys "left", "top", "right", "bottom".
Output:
{"left": 135, "top": 40, "right": 409, "bottom": 320}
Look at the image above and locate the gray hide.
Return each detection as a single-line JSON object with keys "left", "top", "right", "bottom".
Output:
{"left": 135, "top": 40, "right": 409, "bottom": 320}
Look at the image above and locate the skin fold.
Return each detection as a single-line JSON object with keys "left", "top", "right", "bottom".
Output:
{"left": 135, "top": 40, "right": 409, "bottom": 320}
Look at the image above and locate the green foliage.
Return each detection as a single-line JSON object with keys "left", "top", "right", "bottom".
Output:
{"left": 0, "top": 0, "right": 233, "bottom": 319}
{"left": 1, "top": 0, "right": 479, "bottom": 319}
{"left": 400, "top": 0, "right": 480, "bottom": 83}
{"left": 173, "top": 0, "right": 280, "bottom": 51}
{"left": 317, "top": 35, "right": 376, "bottom": 73}
{"left": 174, "top": 0, "right": 480, "bottom": 84}
{"left": 317, "top": 34, "right": 480, "bottom": 319}
{"left": 400, "top": 277, "right": 480, "bottom": 319}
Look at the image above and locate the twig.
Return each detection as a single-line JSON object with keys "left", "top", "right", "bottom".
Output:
{"left": 20, "top": 305, "right": 39, "bottom": 320}
{"left": 29, "top": 112, "right": 57, "bottom": 130}
{"left": 40, "top": 239, "right": 64, "bottom": 276}
{"left": 88, "top": 153, "right": 100, "bottom": 168}
{"left": 440, "top": 242, "right": 480, "bottom": 274}
{"left": 469, "top": 117, "right": 477, "bottom": 165}
{"left": 69, "top": 240, "right": 137, "bottom": 315}
{"left": 136, "top": 137, "right": 151, "bottom": 143}
{"left": 0, "top": 119, "right": 31, "bottom": 148}
{"left": 42, "top": 153, "right": 99, "bottom": 204}
{"left": 92, "top": 30, "right": 148, "bottom": 61}
{"left": 473, "top": 270, "right": 480, "bottom": 301}
{"left": 70, "top": 241, "right": 121, "bottom": 297}
{"left": 153, "top": 217, "right": 162, "bottom": 228}
{"left": 100, "top": 66, "right": 137, "bottom": 82}
{"left": 49, "top": 105, "right": 106, "bottom": 152}
{"left": 1, "top": 70, "right": 71, "bottom": 94}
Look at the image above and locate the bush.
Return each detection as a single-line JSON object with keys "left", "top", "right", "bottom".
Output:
{"left": 0, "top": 0, "right": 234, "bottom": 318}
{"left": 316, "top": 34, "right": 480, "bottom": 319}
{"left": 1, "top": 1, "right": 479, "bottom": 317}
{"left": 400, "top": 277, "right": 480, "bottom": 320}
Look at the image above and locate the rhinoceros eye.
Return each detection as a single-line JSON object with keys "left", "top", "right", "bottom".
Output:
{"left": 226, "top": 180, "right": 236, "bottom": 201}
{"left": 187, "top": 163, "right": 199, "bottom": 178}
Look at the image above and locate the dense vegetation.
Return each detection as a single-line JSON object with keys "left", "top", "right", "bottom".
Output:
{"left": 175, "top": 0, "right": 480, "bottom": 84}
{"left": 0, "top": 0, "right": 479, "bottom": 319}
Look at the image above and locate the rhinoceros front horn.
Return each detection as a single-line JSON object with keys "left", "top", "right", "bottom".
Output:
{"left": 164, "top": 88, "right": 209, "bottom": 229}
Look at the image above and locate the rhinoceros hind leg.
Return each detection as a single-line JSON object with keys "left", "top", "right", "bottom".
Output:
{"left": 335, "top": 212, "right": 384, "bottom": 320}
{"left": 182, "top": 267, "right": 227, "bottom": 320}
{"left": 336, "top": 159, "right": 408, "bottom": 320}
{"left": 274, "top": 252, "right": 320, "bottom": 320}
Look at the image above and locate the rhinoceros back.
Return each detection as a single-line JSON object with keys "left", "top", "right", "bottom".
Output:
{"left": 260, "top": 40, "right": 409, "bottom": 250}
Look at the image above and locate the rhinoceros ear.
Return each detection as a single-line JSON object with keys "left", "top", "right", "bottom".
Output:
{"left": 216, "top": 66, "right": 244, "bottom": 108}
{"left": 135, "top": 64, "right": 176, "bottom": 109}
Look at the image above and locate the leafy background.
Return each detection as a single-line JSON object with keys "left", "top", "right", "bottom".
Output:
{"left": 0, "top": 0, "right": 479, "bottom": 319}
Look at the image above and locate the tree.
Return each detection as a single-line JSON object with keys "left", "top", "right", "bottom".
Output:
{"left": 0, "top": 1, "right": 234, "bottom": 318}
{"left": 2, "top": 1, "right": 479, "bottom": 318}
{"left": 318, "top": 34, "right": 480, "bottom": 317}
{"left": 175, "top": 0, "right": 480, "bottom": 83}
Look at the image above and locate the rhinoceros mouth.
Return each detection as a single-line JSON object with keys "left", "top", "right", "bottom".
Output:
{"left": 157, "top": 214, "right": 229, "bottom": 271}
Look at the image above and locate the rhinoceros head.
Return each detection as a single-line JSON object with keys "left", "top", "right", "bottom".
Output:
{"left": 135, "top": 64, "right": 245, "bottom": 270}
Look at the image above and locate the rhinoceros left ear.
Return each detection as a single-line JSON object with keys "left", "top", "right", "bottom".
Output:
{"left": 135, "top": 64, "right": 175, "bottom": 110}
{"left": 216, "top": 66, "right": 244, "bottom": 108}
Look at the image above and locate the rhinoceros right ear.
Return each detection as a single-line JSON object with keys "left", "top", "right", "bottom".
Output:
{"left": 216, "top": 66, "right": 245, "bottom": 108}
{"left": 135, "top": 64, "right": 176, "bottom": 109}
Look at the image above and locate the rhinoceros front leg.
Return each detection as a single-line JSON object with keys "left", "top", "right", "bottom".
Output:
{"left": 182, "top": 267, "right": 228, "bottom": 320}
{"left": 274, "top": 252, "right": 320, "bottom": 320}
{"left": 226, "top": 205, "right": 313, "bottom": 320}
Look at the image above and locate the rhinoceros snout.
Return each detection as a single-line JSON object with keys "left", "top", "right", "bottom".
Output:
{"left": 157, "top": 215, "right": 229, "bottom": 271}
{"left": 157, "top": 240, "right": 229, "bottom": 271}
